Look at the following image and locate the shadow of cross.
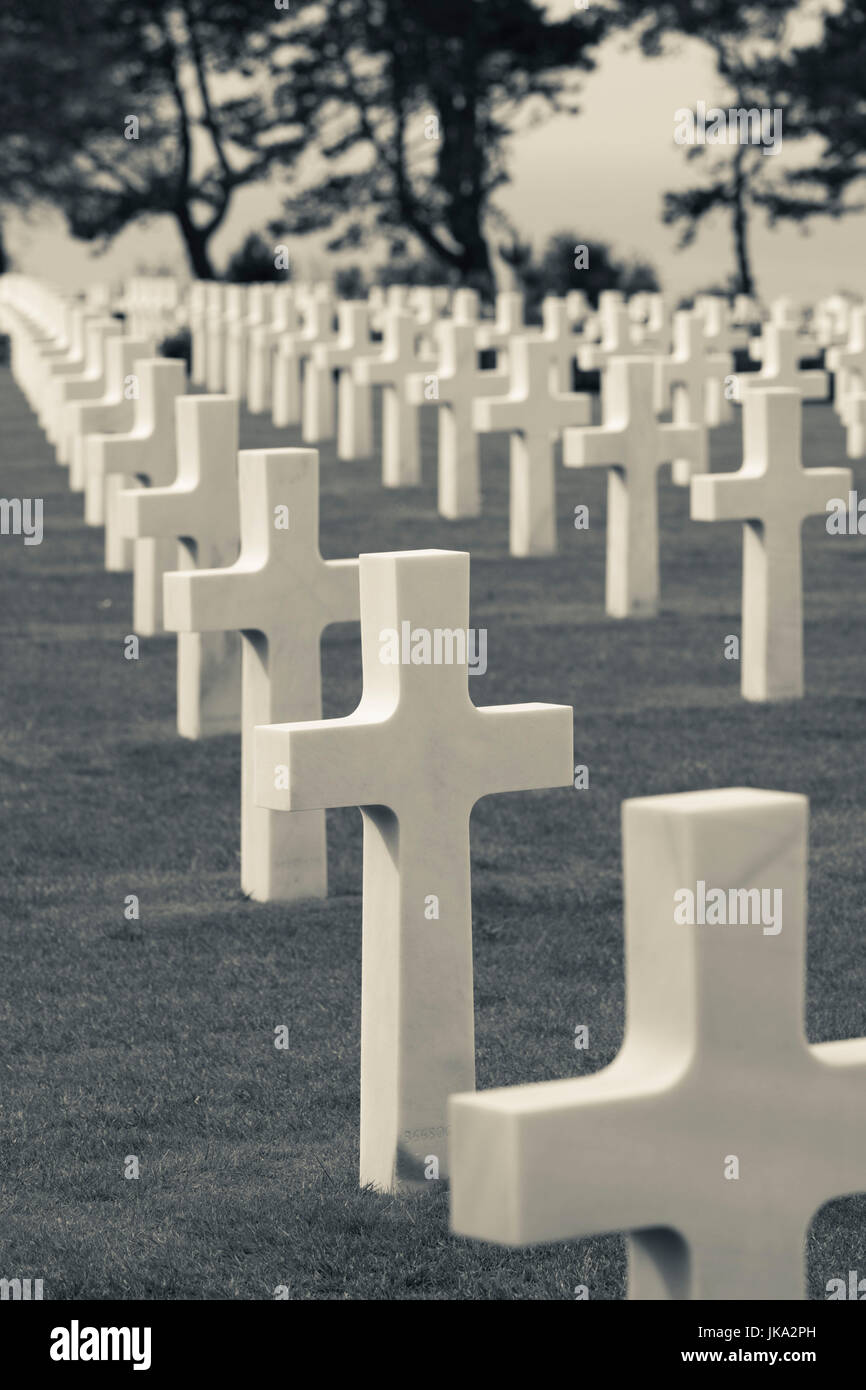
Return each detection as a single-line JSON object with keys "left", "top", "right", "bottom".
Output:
{"left": 406, "top": 320, "right": 509, "bottom": 520}
{"left": 118, "top": 396, "right": 242, "bottom": 741}
{"left": 164, "top": 447, "right": 359, "bottom": 903}
{"left": 691, "top": 389, "right": 851, "bottom": 702}
{"left": 474, "top": 336, "right": 592, "bottom": 558}
{"left": 564, "top": 357, "right": 707, "bottom": 620}
{"left": 88, "top": 358, "right": 186, "bottom": 631}
{"left": 450, "top": 787, "right": 866, "bottom": 1301}
{"left": 255, "top": 549, "right": 574, "bottom": 1193}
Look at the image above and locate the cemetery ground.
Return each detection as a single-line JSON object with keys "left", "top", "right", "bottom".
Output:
{"left": 1, "top": 365, "right": 865, "bottom": 1302}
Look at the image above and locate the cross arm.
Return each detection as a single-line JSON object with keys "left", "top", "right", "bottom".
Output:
{"left": 163, "top": 559, "right": 263, "bottom": 634}
{"left": 405, "top": 369, "right": 435, "bottom": 406}
{"left": 690, "top": 470, "right": 758, "bottom": 523}
{"left": 563, "top": 424, "right": 623, "bottom": 469}
{"left": 660, "top": 421, "right": 707, "bottom": 470}
{"left": 117, "top": 481, "right": 201, "bottom": 544}
{"left": 354, "top": 355, "right": 397, "bottom": 386}
{"left": 320, "top": 557, "right": 360, "bottom": 624}
{"left": 473, "top": 394, "right": 525, "bottom": 435}
{"left": 469, "top": 703, "right": 573, "bottom": 801}
{"left": 449, "top": 1060, "right": 669, "bottom": 1247}
{"left": 88, "top": 432, "right": 149, "bottom": 483}
{"left": 255, "top": 711, "right": 392, "bottom": 813}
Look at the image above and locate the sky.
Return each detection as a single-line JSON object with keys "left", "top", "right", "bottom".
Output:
{"left": 5, "top": 12, "right": 864, "bottom": 305}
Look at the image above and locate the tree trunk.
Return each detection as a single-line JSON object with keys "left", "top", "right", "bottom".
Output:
{"left": 175, "top": 206, "right": 216, "bottom": 279}
{"left": 731, "top": 146, "right": 756, "bottom": 299}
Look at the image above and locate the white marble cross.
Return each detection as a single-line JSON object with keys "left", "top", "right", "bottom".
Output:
{"left": 846, "top": 393, "right": 866, "bottom": 460}
{"left": 248, "top": 286, "right": 296, "bottom": 415}
{"left": 164, "top": 447, "right": 359, "bottom": 900}
{"left": 310, "top": 301, "right": 373, "bottom": 459}
{"left": 828, "top": 306, "right": 866, "bottom": 426}
{"left": 532, "top": 297, "right": 579, "bottom": 391}
{"left": 691, "top": 388, "right": 851, "bottom": 701}
{"left": 736, "top": 324, "right": 827, "bottom": 401}
{"left": 450, "top": 786, "right": 866, "bottom": 1301}
{"left": 255, "top": 548, "right": 573, "bottom": 1191}
{"left": 204, "top": 284, "right": 229, "bottom": 392}
{"left": 630, "top": 292, "right": 670, "bottom": 351}
{"left": 564, "top": 357, "right": 707, "bottom": 618}
{"left": 118, "top": 395, "right": 242, "bottom": 736}
{"left": 226, "top": 285, "right": 275, "bottom": 402}
{"left": 696, "top": 295, "right": 748, "bottom": 357}
{"left": 476, "top": 291, "right": 525, "bottom": 368}
{"left": 577, "top": 303, "right": 651, "bottom": 374}
{"left": 655, "top": 310, "right": 731, "bottom": 434}
{"left": 189, "top": 282, "right": 209, "bottom": 386}
{"left": 31, "top": 305, "right": 90, "bottom": 425}
{"left": 406, "top": 319, "right": 508, "bottom": 519}
{"left": 273, "top": 290, "right": 336, "bottom": 431}
{"left": 474, "top": 335, "right": 592, "bottom": 556}
{"left": 47, "top": 318, "right": 123, "bottom": 454}
{"left": 354, "top": 309, "right": 424, "bottom": 487}
{"left": 64, "top": 335, "right": 156, "bottom": 492}
{"left": 88, "top": 358, "right": 188, "bottom": 623}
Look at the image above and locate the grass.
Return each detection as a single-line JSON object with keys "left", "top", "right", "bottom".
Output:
{"left": 0, "top": 364, "right": 864, "bottom": 1300}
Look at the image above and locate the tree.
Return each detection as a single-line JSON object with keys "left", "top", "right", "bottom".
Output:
{"left": 270, "top": 0, "right": 608, "bottom": 297}
{"left": 223, "top": 232, "right": 291, "bottom": 284}
{"left": 0, "top": 2, "right": 304, "bottom": 279}
{"left": 769, "top": 3, "right": 866, "bottom": 218}
{"left": 501, "top": 231, "right": 659, "bottom": 321}
{"left": 616, "top": 0, "right": 801, "bottom": 298}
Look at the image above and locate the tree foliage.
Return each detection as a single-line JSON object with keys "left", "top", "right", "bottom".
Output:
{"left": 269, "top": 0, "right": 608, "bottom": 295}
{"left": 0, "top": 1, "right": 303, "bottom": 277}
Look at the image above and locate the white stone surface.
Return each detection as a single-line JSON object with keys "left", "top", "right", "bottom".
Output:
{"left": 164, "top": 447, "right": 359, "bottom": 900}
{"left": 47, "top": 318, "right": 123, "bottom": 455}
{"left": 736, "top": 324, "right": 827, "bottom": 401}
{"left": 256, "top": 548, "right": 573, "bottom": 1191}
{"left": 354, "top": 309, "right": 425, "bottom": 487}
{"left": 63, "top": 335, "right": 155, "bottom": 492}
{"left": 248, "top": 286, "right": 295, "bottom": 415}
{"left": 406, "top": 320, "right": 508, "bottom": 519}
{"left": 474, "top": 336, "right": 592, "bottom": 556}
{"left": 691, "top": 388, "right": 851, "bottom": 701}
{"left": 311, "top": 302, "right": 373, "bottom": 459}
{"left": 655, "top": 310, "right": 732, "bottom": 436}
{"left": 564, "top": 357, "right": 707, "bottom": 617}
{"left": 87, "top": 358, "right": 187, "bottom": 629}
{"left": 450, "top": 787, "right": 866, "bottom": 1301}
{"left": 118, "top": 396, "right": 243, "bottom": 737}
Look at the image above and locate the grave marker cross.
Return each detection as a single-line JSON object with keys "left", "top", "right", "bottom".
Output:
{"left": 255, "top": 548, "right": 573, "bottom": 1192}
{"left": 564, "top": 357, "right": 707, "bottom": 618}
{"left": 118, "top": 395, "right": 243, "bottom": 738}
{"left": 691, "top": 388, "right": 851, "bottom": 701}
{"left": 474, "top": 335, "right": 592, "bottom": 556}
{"left": 164, "top": 447, "right": 359, "bottom": 901}
{"left": 450, "top": 787, "right": 866, "bottom": 1301}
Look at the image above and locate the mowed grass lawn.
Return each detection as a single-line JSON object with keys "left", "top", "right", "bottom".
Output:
{"left": 1, "top": 361, "right": 865, "bottom": 1301}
